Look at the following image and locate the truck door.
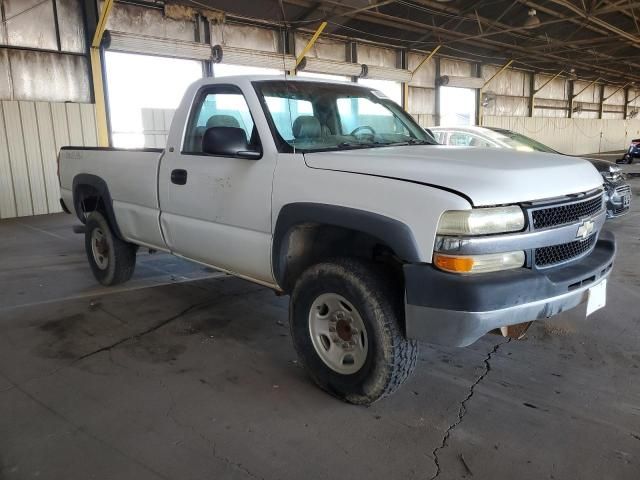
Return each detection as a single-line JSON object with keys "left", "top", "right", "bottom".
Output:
{"left": 157, "top": 84, "right": 275, "bottom": 285}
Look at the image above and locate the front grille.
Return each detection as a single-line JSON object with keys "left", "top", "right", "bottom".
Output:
{"left": 534, "top": 234, "right": 597, "bottom": 267}
{"left": 612, "top": 184, "right": 631, "bottom": 216}
{"left": 613, "top": 205, "right": 629, "bottom": 215}
{"left": 616, "top": 184, "right": 631, "bottom": 195}
{"left": 531, "top": 194, "right": 603, "bottom": 229}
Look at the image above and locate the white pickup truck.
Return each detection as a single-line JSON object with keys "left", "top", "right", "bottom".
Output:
{"left": 59, "top": 76, "right": 616, "bottom": 404}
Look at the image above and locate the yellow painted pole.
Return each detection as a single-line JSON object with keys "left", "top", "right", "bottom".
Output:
{"left": 403, "top": 82, "right": 409, "bottom": 110}
{"left": 295, "top": 21, "right": 327, "bottom": 69}
{"left": 603, "top": 82, "right": 630, "bottom": 102}
{"left": 405, "top": 46, "right": 441, "bottom": 110}
{"left": 533, "top": 70, "right": 564, "bottom": 97}
{"left": 572, "top": 77, "right": 600, "bottom": 99}
{"left": 482, "top": 59, "right": 513, "bottom": 89}
{"left": 627, "top": 92, "right": 640, "bottom": 105}
{"left": 411, "top": 45, "right": 441, "bottom": 77}
{"left": 91, "top": 0, "right": 114, "bottom": 147}
{"left": 530, "top": 70, "right": 564, "bottom": 116}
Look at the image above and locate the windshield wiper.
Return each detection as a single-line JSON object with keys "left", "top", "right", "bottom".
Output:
{"left": 336, "top": 142, "right": 362, "bottom": 149}
{"left": 326, "top": 140, "right": 428, "bottom": 151}
{"left": 379, "top": 139, "right": 433, "bottom": 147}
{"left": 335, "top": 141, "right": 382, "bottom": 149}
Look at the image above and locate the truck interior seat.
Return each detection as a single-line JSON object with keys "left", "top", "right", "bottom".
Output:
{"left": 190, "top": 115, "right": 243, "bottom": 152}
{"left": 292, "top": 116, "right": 322, "bottom": 139}
{"left": 206, "top": 115, "right": 241, "bottom": 129}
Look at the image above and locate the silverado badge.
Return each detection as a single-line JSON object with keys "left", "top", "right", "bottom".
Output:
{"left": 576, "top": 219, "right": 595, "bottom": 240}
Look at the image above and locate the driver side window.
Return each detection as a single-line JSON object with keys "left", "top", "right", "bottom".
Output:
{"left": 183, "top": 85, "right": 257, "bottom": 154}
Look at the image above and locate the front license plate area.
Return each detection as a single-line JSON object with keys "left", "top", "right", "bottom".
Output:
{"left": 586, "top": 279, "right": 607, "bottom": 316}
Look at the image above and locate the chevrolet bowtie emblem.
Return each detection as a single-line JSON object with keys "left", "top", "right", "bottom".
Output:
{"left": 576, "top": 219, "right": 595, "bottom": 240}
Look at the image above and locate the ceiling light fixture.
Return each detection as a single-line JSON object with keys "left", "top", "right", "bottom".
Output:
{"left": 524, "top": 8, "right": 541, "bottom": 28}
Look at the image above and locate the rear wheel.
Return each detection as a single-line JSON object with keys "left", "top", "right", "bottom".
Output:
{"left": 289, "top": 258, "right": 418, "bottom": 405}
{"left": 85, "top": 211, "right": 137, "bottom": 286}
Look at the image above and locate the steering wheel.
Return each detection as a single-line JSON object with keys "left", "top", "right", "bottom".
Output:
{"left": 350, "top": 125, "right": 376, "bottom": 137}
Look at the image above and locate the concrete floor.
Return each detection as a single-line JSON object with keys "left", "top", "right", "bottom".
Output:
{"left": 1, "top": 173, "right": 639, "bottom": 479}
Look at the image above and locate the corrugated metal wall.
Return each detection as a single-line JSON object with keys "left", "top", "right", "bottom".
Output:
{"left": 481, "top": 65, "right": 529, "bottom": 117}
{"left": 0, "top": 0, "right": 90, "bottom": 103}
{"left": 482, "top": 116, "right": 640, "bottom": 155}
{"left": 0, "top": 101, "right": 97, "bottom": 219}
{"left": 407, "top": 51, "right": 436, "bottom": 123}
{"left": 141, "top": 107, "right": 175, "bottom": 148}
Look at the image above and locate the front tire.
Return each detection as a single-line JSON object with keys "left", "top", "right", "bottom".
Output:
{"left": 289, "top": 259, "right": 418, "bottom": 405}
{"left": 85, "top": 211, "right": 137, "bottom": 286}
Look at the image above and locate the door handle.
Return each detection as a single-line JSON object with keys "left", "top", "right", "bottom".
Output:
{"left": 171, "top": 169, "right": 187, "bottom": 185}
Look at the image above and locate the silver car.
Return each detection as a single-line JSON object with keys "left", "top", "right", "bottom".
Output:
{"left": 431, "top": 126, "right": 631, "bottom": 218}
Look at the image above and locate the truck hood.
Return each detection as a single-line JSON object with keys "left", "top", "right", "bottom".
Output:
{"left": 304, "top": 145, "right": 603, "bottom": 206}
{"left": 581, "top": 157, "right": 614, "bottom": 173}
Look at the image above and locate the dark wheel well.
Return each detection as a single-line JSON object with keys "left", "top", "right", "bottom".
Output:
{"left": 272, "top": 203, "right": 420, "bottom": 293}
{"left": 72, "top": 174, "right": 124, "bottom": 240}
{"left": 278, "top": 223, "right": 405, "bottom": 293}
{"left": 74, "top": 184, "right": 106, "bottom": 222}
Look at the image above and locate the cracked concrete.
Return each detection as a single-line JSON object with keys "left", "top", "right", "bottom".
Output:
{"left": 75, "top": 284, "right": 262, "bottom": 364}
{"left": 2, "top": 177, "right": 640, "bottom": 480}
{"left": 160, "top": 376, "right": 264, "bottom": 480}
{"left": 429, "top": 338, "right": 511, "bottom": 480}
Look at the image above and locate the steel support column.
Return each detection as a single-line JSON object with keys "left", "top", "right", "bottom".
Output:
{"left": 89, "top": 0, "right": 114, "bottom": 147}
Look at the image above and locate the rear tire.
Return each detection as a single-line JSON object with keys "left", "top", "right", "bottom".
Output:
{"left": 289, "top": 258, "right": 418, "bottom": 405}
{"left": 85, "top": 211, "right": 137, "bottom": 286}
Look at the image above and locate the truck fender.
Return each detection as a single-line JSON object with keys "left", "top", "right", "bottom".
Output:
{"left": 72, "top": 173, "right": 124, "bottom": 240}
{"left": 272, "top": 202, "right": 421, "bottom": 288}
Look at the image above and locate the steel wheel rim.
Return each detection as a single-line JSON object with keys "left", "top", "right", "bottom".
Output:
{"left": 91, "top": 228, "right": 109, "bottom": 270}
{"left": 308, "top": 293, "right": 368, "bottom": 375}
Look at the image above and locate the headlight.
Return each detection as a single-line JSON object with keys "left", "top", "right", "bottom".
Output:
{"left": 437, "top": 206, "right": 525, "bottom": 236}
{"left": 601, "top": 165, "right": 621, "bottom": 182}
{"left": 434, "top": 251, "right": 525, "bottom": 274}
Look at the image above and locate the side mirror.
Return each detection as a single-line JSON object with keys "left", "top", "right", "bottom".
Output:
{"left": 202, "top": 126, "right": 260, "bottom": 159}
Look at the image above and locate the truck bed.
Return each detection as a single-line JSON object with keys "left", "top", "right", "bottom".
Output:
{"left": 58, "top": 146, "right": 167, "bottom": 249}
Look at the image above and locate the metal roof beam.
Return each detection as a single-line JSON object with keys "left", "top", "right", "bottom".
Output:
{"left": 546, "top": 0, "right": 640, "bottom": 45}
{"left": 283, "top": 0, "right": 640, "bottom": 83}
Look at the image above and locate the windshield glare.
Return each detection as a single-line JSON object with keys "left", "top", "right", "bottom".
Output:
{"left": 254, "top": 80, "right": 433, "bottom": 152}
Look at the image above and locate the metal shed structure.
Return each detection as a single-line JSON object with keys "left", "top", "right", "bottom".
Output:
{"left": 1, "top": 0, "right": 640, "bottom": 219}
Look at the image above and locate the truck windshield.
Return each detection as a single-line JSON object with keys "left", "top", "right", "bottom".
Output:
{"left": 253, "top": 80, "right": 435, "bottom": 153}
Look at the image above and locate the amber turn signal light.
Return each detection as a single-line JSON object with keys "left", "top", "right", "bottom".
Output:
{"left": 433, "top": 253, "right": 475, "bottom": 273}
{"left": 433, "top": 251, "right": 525, "bottom": 274}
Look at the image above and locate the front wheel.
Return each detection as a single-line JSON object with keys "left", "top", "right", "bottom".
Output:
{"left": 289, "top": 259, "right": 418, "bottom": 405}
{"left": 85, "top": 211, "right": 137, "bottom": 286}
